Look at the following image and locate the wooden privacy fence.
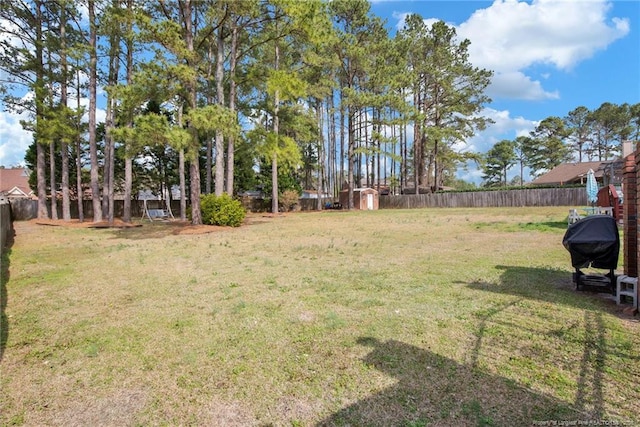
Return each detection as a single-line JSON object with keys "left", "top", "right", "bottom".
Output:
{"left": 9, "top": 199, "right": 159, "bottom": 221}
{"left": 8, "top": 187, "right": 591, "bottom": 220}
{"left": 380, "top": 187, "right": 589, "bottom": 209}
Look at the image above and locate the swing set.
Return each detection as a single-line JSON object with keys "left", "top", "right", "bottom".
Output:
{"left": 140, "top": 189, "right": 175, "bottom": 221}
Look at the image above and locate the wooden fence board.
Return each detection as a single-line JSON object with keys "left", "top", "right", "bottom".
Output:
{"left": 379, "top": 187, "right": 589, "bottom": 209}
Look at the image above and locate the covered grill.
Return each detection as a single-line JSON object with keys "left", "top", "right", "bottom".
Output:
{"left": 562, "top": 214, "right": 619, "bottom": 293}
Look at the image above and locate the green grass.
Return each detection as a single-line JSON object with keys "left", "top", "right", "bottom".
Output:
{"left": 1, "top": 207, "right": 639, "bottom": 426}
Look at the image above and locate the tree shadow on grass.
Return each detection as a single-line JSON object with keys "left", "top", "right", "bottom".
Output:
{"left": 468, "top": 265, "right": 616, "bottom": 311}
{"left": 545, "top": 219, "right": 572, "bottom": 230}
{"left": 106, "top": 222, "right": 214, "bottom": 240}
{"left": 106, "top": 222, "right": 188, "bottom": 240}
{"left": 465, "top": 265, "right": 638, "bottom": 423}
{"left": 1, "top": 219, "right": 15, "bottom": 363}
{"left": 518, "top": 219, "right": 570, "bottom": 231}
{"left": 317, "top": 337, "right": 579, "bottom": 426}
{"left": 465, "top": 295, "right": 616, "bottom": 423}
{"left": 319, "top": 265, "right": 637, "bottom": 426}
{"left": 108, "top": 220, "right": 261, "bottom": 240}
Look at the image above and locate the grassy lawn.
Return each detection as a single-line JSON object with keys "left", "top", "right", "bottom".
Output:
{"left": 1, "top": 207, "right": 639, "bottom": 426}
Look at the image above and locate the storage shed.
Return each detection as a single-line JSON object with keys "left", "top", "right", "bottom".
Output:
{"left": 339, "top": 187, "right": 379, "bottom": 210}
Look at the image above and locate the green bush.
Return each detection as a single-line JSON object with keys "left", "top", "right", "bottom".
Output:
{"left": 200, "top": 193, "right": 246, "bottom": 227}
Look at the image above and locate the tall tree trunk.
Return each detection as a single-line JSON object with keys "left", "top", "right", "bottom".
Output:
{"left": 520, "top": 162, "right": 524, "bottom": 188}
{"left": 37, "top": 143, "right": 48, "bottom": 219}
{"left": 34, "top": 0, "right": 48, "bottom": 220}
{"left": 49, "top": 141, "right": 58, "bottom": 220}
{"left": 179, "top": 149, "right": 186, "bottom": 221}
{"left": 123, "top": 0, "right": 134, "bottom": 223}
{"left": 214, "top": 24, "right": 225, "bottom": 196}
{"left": 101, "top": 138, "right": 110, "bottom": 218}
{"left": 413, "top": 91, "right": 420, "bottom": 194}
{"left": 271, "top": 43, "right": 280, "bottom": 214}
{"left": 88, "top": 0, "right": 101, "bottom": 222}
{"left": 61, "top": 142, "right": 69, "bottom": 220}
{"left": 189, "top": 159, "right": 201, "bottom": 225}
{"left": 339, "top": 89, "right": 345, "bottom": 189}
{"left": 401, "top": 104, "right": 407, "bottom": 191}
{"left": 328, "top": 91, "right": 336, "bottom": 197}
{"left": 347, "top": 109, "right": 355, "bottom": 210}
{"left": 107, "top": 120, "right": 115, "bottom": 223}
{"left": 60, "top": 5, "right": 71, "bottom": 221}
{"left": 433, "top": 102, "right": 440, "bottom": 191}
{"left": 356, "top": 109, "right": 362, "bottom": 187}
{"left": 75, "top": 66, "right": 84, "bottom": 222}
{"left": 183, "top": 0, "right": 201, "bottom": 225}
{"left": 226, "top": 22, "right": 238, "bottom": 196}
{"left": 376, "top": 109, "right": 381, "bottom": 192}
{"left": 105, "top": 20, "right": 120, "bottom": 225}
{"left": 205, "top": 39, "right": 213, "bottom": 194}
{"left": 205, "top": 137, "right": 212, "bottom": 194}
{"left": 365, "top": 108, "right": 371, "bottom": 188}
{"left": 123, "top": 157, "right": 132, "bottom": 221}
{"left": 177, "top": 104, "right": 187, "bottom": 221}
{"left": 316, "top": 100, "right": 323, "bottom": 211}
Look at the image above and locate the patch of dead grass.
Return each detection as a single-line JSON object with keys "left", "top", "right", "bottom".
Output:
{"left": 44, "top": 389, "right": 148, "bottom": 427}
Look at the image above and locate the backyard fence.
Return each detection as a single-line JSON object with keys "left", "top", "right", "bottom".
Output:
{"left": 9, "top": 199, "right": 156, "bottom": 221}
{"left": 380, "top": 187, "right": 589, "bottom": 209}
{"left": 7, "top": 187, "right": 590, "bottom": 221}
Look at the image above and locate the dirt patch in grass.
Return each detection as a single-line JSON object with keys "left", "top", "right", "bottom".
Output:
{"left": 43, "top": 389, "right": 148, "bottom": 427}
{"left": 29, "top": 217, "right": 247, "bottom": 235}
{"left": 33, "top": 218, "right": 139, "bottom": 229}
{"left": 29, "top": 212, "right": 286, "bottom": 235}
{"left": 195, "top": 399, "right": 258, "bottom": 426}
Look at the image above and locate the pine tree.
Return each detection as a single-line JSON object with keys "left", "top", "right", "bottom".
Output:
{"left": 483, "top": 139, "right": 516, "bottom": 187}
{"left": 398, "top": 16, "right": 492, "bottom": 191}
{"left": 564, "top": 106, "right": 593, "bottom": 162}
{"left": 528, "top": 117, "right": 572, "bottom": 176}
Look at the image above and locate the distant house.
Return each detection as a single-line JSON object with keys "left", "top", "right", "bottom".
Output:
{"left": 301, "top": 189, "right": 331, "bottom": 199}
{"left": 531, "top": 161, "right": 622, "bottom": 186}
{"left": 0, "top": 167, "right": 34, "bottom": 199}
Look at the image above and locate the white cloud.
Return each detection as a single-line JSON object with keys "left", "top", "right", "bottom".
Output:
{"left": 394, "top": 0, "right": 630, "bottom": 101}
{"left": 459, "top": 0, "right": 629, "bottom": 71}
{"left": 488, "top": 71, "right": 559, "bottom": 100}
{"left": 457, "top": 167, "right": 485, "bottom": 184}
{"left": 0, "top": 91, "right": 106, "bottom": 167}
{"left": 0, "top": 109, "right": 32, "bottom": 167}
{"left": 388, "top": 0, "right": 631, "bottom": 184}
{"left": 464, "top": 107, "right": 538, "bottom": 154}
{"left": 458, "top": 0, "right": 629, "bottom": 100}
{"left": 457, "top": 107, "right": 540, "bottom": 184}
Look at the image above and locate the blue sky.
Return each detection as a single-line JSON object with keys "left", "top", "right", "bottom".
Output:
{"left": 1, "top": 0, "right": 638, "bottom": 184}
{"left": 369, "top": 0, "right": 639, "bottom": 182}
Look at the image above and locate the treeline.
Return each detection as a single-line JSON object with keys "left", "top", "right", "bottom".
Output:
{"left": 482, "top": 103, "right": 640, "bottom": 187}
{"left": 0, "top": 0, "right": 616, "bottom": 224}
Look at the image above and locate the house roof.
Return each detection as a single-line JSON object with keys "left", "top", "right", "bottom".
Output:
{"left": 0, "top": 168, "right": 33, "bottom": 198}
{"left": 531, "top": 161, "right": 611, "bottom": 185}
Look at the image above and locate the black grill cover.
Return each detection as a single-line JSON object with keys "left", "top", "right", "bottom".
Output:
{"left": 562, "top": 215, "right": 619, "bottom": 269}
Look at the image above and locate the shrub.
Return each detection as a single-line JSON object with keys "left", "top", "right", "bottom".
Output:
{"left": 200, "top": 193, "right": 246, "bottom": 227}
{"left": 280, "top": 190, "right": 300, "bottom": 212}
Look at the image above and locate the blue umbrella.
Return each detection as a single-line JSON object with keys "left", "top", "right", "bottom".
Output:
{"left": 586, "top": 168, "right": 598, "bottom": 205}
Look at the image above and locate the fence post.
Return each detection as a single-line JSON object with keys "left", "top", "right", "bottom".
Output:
{"left": 0, "top": 196, "right": 12, "bottom": 251}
